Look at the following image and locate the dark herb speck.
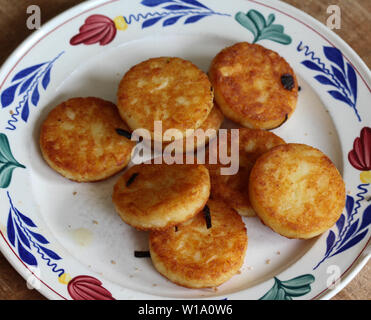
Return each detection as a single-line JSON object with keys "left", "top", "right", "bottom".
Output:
{"left": 281, "top": 74, "right": 295, "bottom": 91}
{"left": 116, "top": 128, "right": 132, "bottom": 140}
{"left": 134, "top": 251, "right": 151, "bottom": 258}
{"left": 203, "top": 205, "right": 212, "bottom": 229}
{"left": 268, "top": 114, "right": 288, "bottom": 130}
{"left": 126, "top": 173, "right": 139, "bottom": 187}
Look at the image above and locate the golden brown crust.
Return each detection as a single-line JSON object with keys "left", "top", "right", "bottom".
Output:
{"left": 112, "top": 163, "right": 210, "bottom": 231}
{"left": 149, "top": 199, "right": 247, "bottom": 288}
{"left": 209, "top": 42, "right": 298, "bottom": 129}
{"left": 206, "top": 128, "right": 285, "bottom": 216}
{"left": 40, "top": 97, "right": 135, "bottom": 182}
{"left": 117, "top": 57, "right": 213, "bottom": 140}
{"left": 249, "top": 143, "right": 346, "bottom": 239}
{"left": 162, "top": 104, "right": 224, "bottom": 153}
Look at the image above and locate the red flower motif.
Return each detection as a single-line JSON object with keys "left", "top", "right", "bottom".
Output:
{"left": 348, "top": 127, "right": 371, "bottom": 171}
{"left": 70, "top": 15, "right": 117, "bottom": 46}
{"left": 67, "top": 275, "right": 115, "bottom": 300}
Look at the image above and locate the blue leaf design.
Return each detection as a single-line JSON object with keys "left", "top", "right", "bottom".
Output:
{"left": 16, "top": 208, "right": 37, "bottom": 227}
{"left": 163, "top": 15, "right": 184, "bottom": 26}
{"left": 12, "top": 63, "right": 45, "bottom": 82}
{"left": 345, "top": 195, "right": 354, "bottom": 217}
{"left": 19, "top": 74, "right": 37, "bottom": 95}
{"left": 336, "top": 214, "right": 345, "bottom": 234}
{"left": 38, "top": 245, "right": 62, "bottom": 260}
{"left": 21, "top": 100, "right": 30, "bottom": 122}
{"left": 314, "top": 184, "right": 370, "bottom": 269}
{"left": 184, "top": 14, "right": 208, "bottom": 24}
{"left": 7, "top": 210, "right": 15, "bottom": 247}
{"left": 6, "top": 192, "right": 65, "bottom": 275}
{"left": 341, "top": 219, "right": 359, "bottom": 246}
{"left": 15, "top": 223, "right": 30, "bottom": 249}
{"left": 323, "top": 46, "right": 344, "bottom": 72}
{"left": 333, "top": 229, "right": 368, "bottom": 256}
{"left": 346, "top": 62, "right": 357, "bottom": 100}
{"left": 314, "top": 75, "right": 337, "bottom": 86}
{"left": 331, "top": 65, "right": 349, "bottom": 91}
{"left": 299, "top": 43, "right": 360, "bottom": 122}
{"left": 28, "top": 230, "right": 49, "bottom": 244}
{"left": 301, "top": 60, "right": 325, "bottom": 72}
{"left": 163, "top": 5, "right": 194, "bottom": 10}
{"left": 1, "top": 82, "right": 20, "bottom": 108}
{"left": 325, "top": 230, "right": 335, "bottom": 256}
{"left": 142, "top": 16, "right": 163, "bottom": 28}
{"left": 141, "top": 0, "right": 173, "bottom": 7}
{"left": 328, "top": 90, "right": 352, "bottom": 106}
{"left": 358, "top": 204, "right": 371, "bottom": 232}
{"left": 180, "top": 0, "right": 209, "bottom": 9}
{"left": 17, "top": 238, "right": 37, "bottom": 266}
{"left": 31, "top": 85, "right": 40, "bottom": 106}
{"left": 42, "top": 68, "right": 51, "bottom": 90}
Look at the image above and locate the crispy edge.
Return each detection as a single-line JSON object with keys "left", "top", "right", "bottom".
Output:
{"left": 209, "top": 42, "right": 298, "bottom": 129}
{"left": 112, "top": 164, "right": 211, "bottom": 231}
{"left": 39, "top": 97, "right": 134, "bottom": 182}
{"left": 149, "top": 200, "right": 247, "bottom": 288}
{"left": 248, "top": 143, "right": 346, "bottom": 239}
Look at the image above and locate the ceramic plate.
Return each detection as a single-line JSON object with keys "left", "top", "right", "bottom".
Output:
{"left": 0, "top": 0, "right": 370, "bottom": 300}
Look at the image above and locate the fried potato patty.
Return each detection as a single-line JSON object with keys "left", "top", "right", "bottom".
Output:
{"left": 209, "top": 42, "right": 298, "bottom": 129}
{"left": 249, "top": 143, "right": 346, "bottom": 239}
{"left": 162, "top": 104, "right": 224, "bottom": 153}
{"left": 149, "top": 199, "right": 247, "bottom": 288}
{"left": 117, "top": 57, "right": 213, "bottom": 140}
{"left": 40, "top": 97, "right": 135, "bottom": 182}
{"left": 112, "top": 162, "right": 210, "bottom": 230}
{"left": 207, "top": 128, "right": 285, "bottom": 216}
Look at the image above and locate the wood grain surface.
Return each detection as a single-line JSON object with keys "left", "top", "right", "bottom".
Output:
{"left": 0, "top": 0, "right": 370, "bottom": 300}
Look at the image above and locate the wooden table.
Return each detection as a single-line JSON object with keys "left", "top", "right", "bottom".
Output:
{"left": 0, "top": 0, "right": 370, "bottom": 300}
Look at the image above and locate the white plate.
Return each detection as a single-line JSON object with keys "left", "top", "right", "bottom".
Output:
{"left": 0, "top": 0, "right": 370, "bottom": 300}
